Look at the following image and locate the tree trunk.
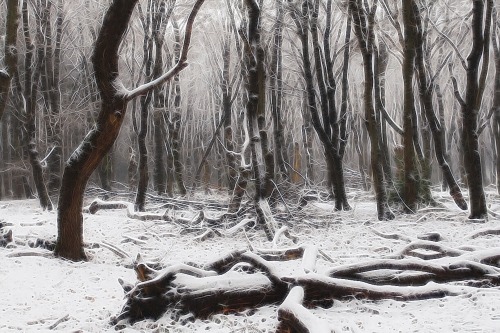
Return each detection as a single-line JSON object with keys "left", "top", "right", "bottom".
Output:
{"left": 374, "top": 44, "right": 393, "bottom": 189}
{"left": 42, "top": 0, "right": 63, "bottom": 195}
{"left": 243, "top": 0, "right": 276, "bottom": 239}
{"left": 492, "top": 18, "right": 500, "bottom": 194}
{"left": 220, "top": 34, "right": 238, "bottom": 193}
{"left": 270, "top": 0, "right": 289, "bottom": 183}
{"left": 0, "top": 0, "right": 20, "bottom": 122}
{"left": 55, "top": 0, "right": 206, "bottom": 260}
{"left": 98, "top": 152, "right": 113, "bottom": 192}
{"left": 22, "top": 0, "right": 52, "bottom": 211}
{"left": 170, "top": 22, "right": 187, "bottom": 196}
{"left": 56, "top": 0, "right": 138, "bottom": 260}
{"left": 153, "top": 110, "right": 167, "bottom": 194}
{"left": 413, "top": 4, "right": 467, "bottom": 210}
{"left": 349, "top": 0, "right": 394, "bottom": 220}
{"left": 402, "top": 0, "right": 418, "bottom": 212}
{"left": 461, "top": 0, "right": 491, "bottom": 219}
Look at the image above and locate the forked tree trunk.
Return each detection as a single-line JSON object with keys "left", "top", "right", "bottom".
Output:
{"left": 55, "top": 0, "right": 206, "bottom": 260}
{"left": 413, "top": 4, "right": 467, "bottom": 210}
{"left": 349, "top": 0, "right": 394, "bottom": 220}
{"left": 38, "top": 0, "right": 64, "bottom": 195}
{"left": 309, "top": 0, "right": 350, "bottom": 210}
{"left": 243, "top": 0, "right": 276, "bottom": 239}
{"left": 22, "top": 0, "right": 52, "bottom": 211}
{"left": 55, "top": 0, "right": 137, "bottom": 258}
{"left": 460, "top": 0, "right": 492, "bottom": 219}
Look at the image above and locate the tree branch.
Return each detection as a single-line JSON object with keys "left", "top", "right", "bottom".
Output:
{"left": 123, "top": 0, "right": 207, "bottom": 101}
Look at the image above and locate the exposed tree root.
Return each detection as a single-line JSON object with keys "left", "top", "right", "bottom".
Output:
{"left": 468, "top": 225, "right": 500, "bottom": 239}
{"left": 113, "top": 242, "right": 500, "bottom": 328}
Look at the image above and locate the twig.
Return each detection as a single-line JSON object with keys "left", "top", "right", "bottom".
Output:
{"left": 99, "top": 241, "right": 129, "bottom": 259}
{"left": 48, "top": 314, "right": 69, "bottom": 330}
{"left": 6, "top": 251, "right": 53, "bottom": 258}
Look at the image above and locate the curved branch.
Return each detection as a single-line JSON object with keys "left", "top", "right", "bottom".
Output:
{"left": 124, "top": 0, "right": 207, "bottom": 101}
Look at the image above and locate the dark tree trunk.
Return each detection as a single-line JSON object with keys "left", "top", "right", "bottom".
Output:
{"left": 168, "top": 22, "right": 187, "bottom": 196}
{"left": 402, "top": 0, "right": 418, "bottom": 212}
{"left": 222, "top": 45, "right": 238, "bottom": 193}
{"left": 153, "top": 110, "right": 167, "bottom": 195}
{"left": 413, "top": 4, "right": 467, "bottom": 210}
{"left": 98, "top": 153, "right": 113, "bottom": 192}
{"left": 22, "top": 0, "right": 52, "bottom": 211}
{"left": 349, "top": 0, "right": 394, "bottom": 220}
{"left": 243, "top": 0, "right": 275, "bottom": 239}
{"left": 55, "top": 0, "right": 206, "bottom": 260}
{"left": 270, "top": 0, "right": 289, "bottom": 183}
{"left": 41, "top": 0, "right": 63, "bottom": 195}
{"left": 492, "top": 18, "right": 500, "bottom": 194}
{"left": 0, "top": 0, "right": 19, "bottom": 122}
{"left": 374, "top": 44, "right": 393, "bottom": 189}
{"left": 460, "top": 0, "right": 492, "bottom": 219}
{"left": 339, "top": 13, "right": 352, "bottom": 160}
{"left": 134, "top": 2, "right": 158, "bottom": 211}
{"left": 56, "top": 1, "right": 139, "bottom": 260}
{"left": 291, "top": 0, "right": 350, "bottom": 210}
{"left": 152, "top": 1, "right": 172, "bottom": 196}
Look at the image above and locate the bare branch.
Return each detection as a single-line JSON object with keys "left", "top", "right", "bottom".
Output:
{"left": 124, "top": 0, "right": 207, "bottom": 101}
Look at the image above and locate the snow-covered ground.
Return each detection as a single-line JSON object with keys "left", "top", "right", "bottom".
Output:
{"left": 0, "top": 189, "right": 499, "bottom": 332}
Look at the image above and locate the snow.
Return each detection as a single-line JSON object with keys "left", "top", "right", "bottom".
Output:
{"left": 1, "top": 189, "right": 500, "bottom": 332}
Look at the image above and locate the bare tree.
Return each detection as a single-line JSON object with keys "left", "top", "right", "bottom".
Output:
{"left": 55, "top": 0, "right": 207, "bottom": 260}
{"left": 0, "top": 0, "right": 20, "bottom": 122}
{"left": 20, "top": 0, "right": 53, "bottom": 210}
{"left": 401, "top": 0, "right": 418, "bottom": 212}
{"left": 269, "top": 0, "right": 289, "bottom": 183}
{"left": 349, "top": 0, "right": 394, "bottom": 220}
{"left": 412, "top": 1, "right": 467, "bottom": 210}
{"left": 452, "top": 0, "right": 493, "bottom": 219}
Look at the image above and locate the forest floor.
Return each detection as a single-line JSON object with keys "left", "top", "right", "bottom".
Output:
{"left": 0, "top": 187, "right": 499, "bottom": 332}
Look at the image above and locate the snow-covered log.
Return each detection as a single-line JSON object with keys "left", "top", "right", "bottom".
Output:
{"left": 114, "top": 248, "right": 485, "bottom": 325}
{"left": 277, "top": 286, "right": 332, "bottom": 333}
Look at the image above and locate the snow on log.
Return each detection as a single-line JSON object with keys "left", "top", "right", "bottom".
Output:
{"left": 301, "top": 245, "right": 318, "bottom": 273}
{"left": 468, "top": 226, "right": 500, "bottom": 239}
{"left": 115, "top": 246, "right": 492, "bottom": 325}
{"left": 277, "top": 286, "right": 333, "bottom": 333}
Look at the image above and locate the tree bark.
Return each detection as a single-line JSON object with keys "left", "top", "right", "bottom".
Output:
{"left": 134, "top": 3, "right": 155, "bottom": 211}
{"left": 402, "top": 0, "right": 418, "bottom": 212}
{"left": 169, "top": 21, "right": 187, "bottom": 196}
{"left": 270, "top": 0, "right": 289, "bottom": 183}
{"left": 413, "top": 3, "right": 467, "bottom": 210}
{"left": 349, "top": 0, "right": 394, "bottom": 220}
{"left": 492, "top": 15, "right": 500, "bottom": 194}
{"left": 55, "top": 0, "right": 206, "bottom": 260}
{"left": 460, "top": 0, "right": 491, "bottom": 219}
{"left": 22, "top": 0, "right": 53, "bottom": 211}
{"left": 0, "top": 0, "right": 20, "bottom": 122}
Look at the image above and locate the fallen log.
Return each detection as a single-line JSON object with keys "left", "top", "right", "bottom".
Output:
{"left": 114, "top": 247, "right": 481, "bottom": 325}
